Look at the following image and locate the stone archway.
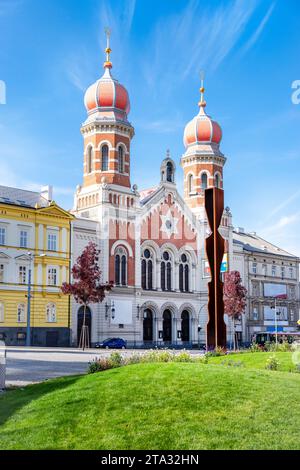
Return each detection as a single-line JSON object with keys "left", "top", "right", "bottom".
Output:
{"left": 143, "top": 309, "right": 153, "bottom": 342}
{"left": 163, "top": 309, "right": 172, "bottom": 342}
{"left": 181, "top": 310, "right": 190, "bottom": 342}
{"left": 77, "top": 306, "right": 92, "bottom": 347}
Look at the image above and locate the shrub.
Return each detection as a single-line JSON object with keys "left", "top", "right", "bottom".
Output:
{"left": 141, "top": 350, "right": 174, "bottom": 363}
{"left": 267, "top": 341, "right": 292, "bottom": 352}
{"left": 88, "top": 349, "right": 208, "bottom": 374}
{"left": 173, "top": 351, "right": 192, "bottom": 362}
{"left": 250, "top": 342, "right": 263, "bottom": 353}
{"left": 206, "top": 346, "right": 226, "bottom": 357}
{"left": 110, "top": 352, "right": 123, "bottom": 367}
{"left": 88, "top": 358, "right": 113, "bottom": 373}
{"left": 265, "top": 354, "right": 280, "bottom": 371}
{"left": 124, "top": 353, "right": 142, "bottom": 365}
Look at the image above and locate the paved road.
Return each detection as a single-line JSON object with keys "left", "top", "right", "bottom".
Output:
{"left": 3, "top": 347, "right": 203, "bottom": 387}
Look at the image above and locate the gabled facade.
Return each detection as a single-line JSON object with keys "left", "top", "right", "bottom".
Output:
{"left": 0, "top": 186, "right": 74, "bottom": 346}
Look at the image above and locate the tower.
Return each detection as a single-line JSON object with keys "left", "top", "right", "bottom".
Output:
{"left": 80, "top": 29, "right": 134, "bottom": 193}
{"left": 181, "top": 75, "right": 226, "bottom": 219}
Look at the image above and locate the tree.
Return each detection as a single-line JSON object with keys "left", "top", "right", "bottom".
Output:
{"left": 223, "top": 271, "right": 247, "bottom": 350}
{"left": 62, "top": 242, "right": 112, "bottom": 349}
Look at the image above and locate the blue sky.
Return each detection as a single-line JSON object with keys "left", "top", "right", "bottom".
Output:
{"left": 0, "top": 0, "right": 300, "bottom": 255}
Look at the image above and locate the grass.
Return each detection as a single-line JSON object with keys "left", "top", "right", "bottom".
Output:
{"left": 208, "top": 351, "right": 297, "bottom": 372}
{"left": 0, "top": 353, "right": 300, "bottom": 450}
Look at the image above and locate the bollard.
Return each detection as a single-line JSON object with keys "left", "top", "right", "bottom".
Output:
{"left": 0, "top": 340, "right": 6, "bottom": 390}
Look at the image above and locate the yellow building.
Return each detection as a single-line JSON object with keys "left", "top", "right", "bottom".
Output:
{"left": 0, "top": 185, "right": 74, "bottom": 346}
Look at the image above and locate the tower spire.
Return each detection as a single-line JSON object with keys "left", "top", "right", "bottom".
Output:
{"left": 198, "top": 70, "right": 206, "bottom": 109}
{"left": 104, "top": 27, "right": 112, "bottom": 69}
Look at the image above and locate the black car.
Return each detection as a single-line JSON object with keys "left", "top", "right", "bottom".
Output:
{"left": 95, "top": 338, "right": 127, "bottom": 349}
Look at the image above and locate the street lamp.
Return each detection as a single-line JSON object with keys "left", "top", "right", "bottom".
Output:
{"left": 26, "top": 252, "right": 45, "bottom": 347}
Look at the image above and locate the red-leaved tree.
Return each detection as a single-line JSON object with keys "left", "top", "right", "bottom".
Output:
{"left": 224, "top": 271, "right": 247, "bottom": 350}
{"left": 62, "top": 242, "right": 112, "bottom": 349}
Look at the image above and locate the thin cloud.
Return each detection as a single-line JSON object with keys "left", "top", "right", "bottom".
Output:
{"left": 268, "top": 189, "right": 300, "bottom": 218}
{"left": 65, "top": 0, "right": 136, "bottom": 92}
{"left": 262, "top": 212, "right": 300, "bottom": 235}
{"left": 241, "top": 2, "right": 275, "bottom": 54}
{"left": 141, "top": 0, "right": 259, "bottom": 93}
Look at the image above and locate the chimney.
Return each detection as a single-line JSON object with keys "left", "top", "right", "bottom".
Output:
{"left": 40, "top": 185, "right": 53, "bottom": 202}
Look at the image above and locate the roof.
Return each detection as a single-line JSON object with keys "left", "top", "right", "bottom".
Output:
{"left": 233, "top": 229, "right": 298, "bottom": 259}
{"left": 139, "top": 187, "right": 158, "bottom": 205}
{"left": 0, "top": 185, "right": 49, "bottom": 209}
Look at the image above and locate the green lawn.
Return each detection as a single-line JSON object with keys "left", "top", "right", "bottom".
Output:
{"left": 208, "top": 351, "right": 297, "bottom": 372}
{"left": 0, "top": 356, "right": 300, "bottom": 450}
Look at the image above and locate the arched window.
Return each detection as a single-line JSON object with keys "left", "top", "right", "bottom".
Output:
{"left": 17, "top": 303, "right": 25, "bottom": 323}
{"left": 201, "top": 173, "right": 208, "bottom": 190}
{"left": 0, "top": 302, "right": 4, "bottom": 323}
{"left": 46, "top": 303, "right": 57, "bottom": 323}
{"left": 141, "top": 249, "right": 153, "bottom": 290}
{"left": 179, "top": 253, "right": 190, "bottom": 292}
{"left": 101, "top": 144, "right": 109, "bottom": 171}
{"left": 161, "top": 251, "right": 172, "bottom": 291}
{"left": 215, "top": 173, "right": 220, "bottom": 188}
{"left": 87, "top": 146, "right": 93, "bottom": 174}
{"left": 188, "top": 174, "right": 193, "bottom": 193}
{"left": 118, "top": 146, "right": 124, "bottom": 173}
{"left": 166, "top": 162, "right": 173, "bottom": 182}
{"left": 115, "top": 247, "right": 127, "bottom": 286}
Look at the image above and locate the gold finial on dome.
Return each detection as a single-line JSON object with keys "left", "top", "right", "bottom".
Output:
{"left": 198, "top": 70, "right": 206, "bottom": 108}
{"left": 104, "top": 27, "right": 112, "bottom": 69}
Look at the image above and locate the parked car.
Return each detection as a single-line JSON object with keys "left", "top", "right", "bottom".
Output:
{"left": 95, "top": 338, "right": 127, "bottom": 349}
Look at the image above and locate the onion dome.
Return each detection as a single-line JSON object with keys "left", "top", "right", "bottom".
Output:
{"left": 183, "top": 79, "right": 222, "bottom": 147}
{"left": 84, "top": 29, "right": 130, "bottom": 120}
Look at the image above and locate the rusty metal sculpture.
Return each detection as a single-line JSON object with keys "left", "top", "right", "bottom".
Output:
{"left": 205, "top": 187, "right": 227, "bottom": 349}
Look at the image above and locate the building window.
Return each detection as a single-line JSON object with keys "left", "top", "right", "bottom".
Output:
{"left": 252, "top": 282, "right": 259, "bottom": 296}
{"left": 118, "top": 146, "right": 124, "bottom": 173}
{"left": 87, "top": 146, "right": 93, "bottom": 174}
{"left": 201, "top": 173, "right": 208, "bottom": 190}
{"left": 289, "top": 267, "right": 294, "bottom": 279}
{"left": 141, "top": 249, "right": 153, "bottom": 290}
{"left": 215, "top": 173, "right": 220, "bottom": 188}
{"left": 20, "top": 230, "right": 28, "bottom": 248}
{"left": 0, "top": 264, "right": 4, "bottom": 283}
{"left": 252, "top": 306, "right": 259, "bottom": 321}
{"left": 188, "top": 174, "right": 193, "bottom": 194}
{"left": 281, "top": 266, "right": 285, "bottom": 279}
{"left": 166, "top": 162, "right": 174, "bottom": 182}
{"left": 115, "top": 247, "right": 127, "bottom": 286}
{"left": 262, "top": 264, "right": 267, "bottom": 277}
{"left": 17, "top": 303, "right": 25, "bottom": 323}
{"left": 272, "top": 265, "right": 276, "bottom": 277}
{"left": 0, "top": 227, "right": 5, "bottom": 246}
{"left": 48, "top": 233, "right": 57, "bottom": 251}
{"left": 18, "top": 266, "right": 27, "bottom": 284}
{"left": 47, "top": 267, "right": 58, "bottom": 286}
{"left": 290, "top": 308, "right": 295, "bottom": 322}
{"left": 252, "top": 262, "right": 257, "bottom": 274}
{"left": 161, "top": 251, "right": 172, "bottom": 291}
{"left": 46, "top": 303, "right": 57, "bottom": 323}
{"left": 101, "top": 144, "right": 109, "bottom": 171}
{"left": 289, "top": 285, "right": 296, "bottom": 299}
{"left": 0, "top": 302, "right": 4, "bottom": 323}
{"left": 179, "top": 253, "right": 190, "bottom": 292}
